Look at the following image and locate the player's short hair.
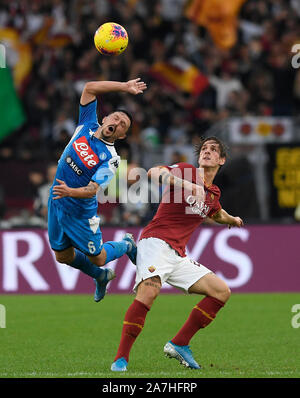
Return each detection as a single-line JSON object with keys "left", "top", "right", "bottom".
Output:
{"left": 195, "top": 136, "right": 228, "bottom": 159}
{"left": 108, "top": 109, "right": 133, "bottom": 128}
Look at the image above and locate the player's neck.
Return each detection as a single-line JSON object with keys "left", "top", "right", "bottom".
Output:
{"left": 202, "top": 168, "right": 217, "bottom": 187}
{"left": 94, "top": 129, "right": 115, "bottom": 145}
{"left": 100, "top": 135, "right": 115, "bottom": 144}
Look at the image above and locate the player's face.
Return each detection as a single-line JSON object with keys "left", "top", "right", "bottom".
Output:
{"left": 100, "top": 112, "right": 131, "bottom": 141}
{"left": 198, "top": 140, "right": 225, "bottom": 169}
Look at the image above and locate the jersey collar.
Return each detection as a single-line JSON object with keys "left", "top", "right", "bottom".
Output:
{"left": 98, "top": 138, "right": 115, "bottom": 146}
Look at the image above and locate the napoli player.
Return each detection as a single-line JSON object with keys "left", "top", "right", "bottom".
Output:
{"left": 111, "top": 137, "right": 244, "bottom": 371}
{"left": 48, "top": 78, "right": 147, "bottom": 302}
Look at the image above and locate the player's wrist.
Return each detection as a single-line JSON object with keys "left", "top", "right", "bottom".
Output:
{"left": 123, "top": 81, "right": 130, "bottom": 92}
{"left": 68, "top": 188, "right": 77, "bottom": 198}
{"left": 229, "top": 216, "right": 237, "bottom": 225}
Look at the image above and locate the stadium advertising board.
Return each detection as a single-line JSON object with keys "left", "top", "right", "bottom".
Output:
{"left": 0, "top": 226, "right": 299, "bottom": 294}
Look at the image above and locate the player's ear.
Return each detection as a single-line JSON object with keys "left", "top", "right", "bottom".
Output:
{"left": 102, "top": 116, "right": 107, "bottom": 124}
{"left": 219, "top": 156, "right": 226, "bottom": 166}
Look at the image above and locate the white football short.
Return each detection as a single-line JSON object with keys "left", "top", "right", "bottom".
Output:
{"left": 134, "top": 237, "right": 212, "bottom": 293}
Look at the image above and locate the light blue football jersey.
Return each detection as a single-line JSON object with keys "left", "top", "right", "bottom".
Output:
{"left": 49, "top": 99, "right": 120, "bottom": 218}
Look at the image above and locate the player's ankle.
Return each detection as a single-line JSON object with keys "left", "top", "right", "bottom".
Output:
{"left": 125, "top": 241, "right": 132, "bottom": 253}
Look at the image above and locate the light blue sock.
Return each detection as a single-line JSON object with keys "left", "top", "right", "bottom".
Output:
{"left": 103, "top": 241, "right": 129, "bottom": 264}
{"left": 70, "top": 249, "right": 104, "bottom": 279}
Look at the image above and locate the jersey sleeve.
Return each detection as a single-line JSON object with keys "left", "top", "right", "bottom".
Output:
{"left": 166, "top": 163, "right": 197, "bottom": 183}
{"left": 91, "top": 155, "right": 120, "bottom": 189}
{"left": 208, "top": 201, "right": 222, "bottom": 217}
{"left": 208, "top": 186, "right": 222, "bottom": 217}
{"left": 78, "top": 99, "right": 98, "bottom": 126}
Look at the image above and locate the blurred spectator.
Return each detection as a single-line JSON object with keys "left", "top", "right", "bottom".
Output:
{"left": 29, "top": 170, "right": 45, "bottom": 198}
{"left": 53, "top": 112, "right": 76, "bottom": 141}
{"left": 170, "top": 151, "right": 184, "bottom": 165}
{"left": 214, "top": 154, "right": 260, "bottom": 220}
{"left": 33, "top": 163, "right": 57, "bottom": 221}
{"left": 167, "top": 113, "right": 187, "bottom": 145}
{"left": 209, "top": 71, "right": 243, "bottom": 110}
{"left": 140, "top": 116, "right": 161, "bottom": 150}
{"left": 0, "top": 0, "right": 299, "bottom": 226}
{"left": 0, "top": 185, "right": 6, "bottom": 221}
{"left": 160, "top": 0, "right": 186, "bottom": 21}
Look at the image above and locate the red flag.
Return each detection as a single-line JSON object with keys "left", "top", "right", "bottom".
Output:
{"left": 150, "top": 57, "right": 208, "bottom": 96}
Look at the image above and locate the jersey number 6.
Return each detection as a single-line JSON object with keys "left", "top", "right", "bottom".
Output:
{"left": 88, "top": 241, "right": 96, "bottom": 254}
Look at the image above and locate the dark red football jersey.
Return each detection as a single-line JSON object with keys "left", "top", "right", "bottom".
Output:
{"left": 140, "top": 163, "right": 222, "bottom": 257}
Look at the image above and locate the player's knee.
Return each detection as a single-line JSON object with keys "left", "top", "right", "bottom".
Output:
{"left": 55, "top": 252, "right": 73, "bottom": 265}
{"left": 215, "top": 286, "right": 231, "bottom": 303}
{"left": 90, "top": 256, "right": 106, "bottom": 267}
{"left": 88, "top": 250, "right": 106, "bottom": 267}
{"left": 138, "top": 289, "right": 158, "bottom": 308}
{"left": 136, "top": 277, "right": 161, "bottom": 308}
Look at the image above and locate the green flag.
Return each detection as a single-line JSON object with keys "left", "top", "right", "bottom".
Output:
{"left": 0, "top": 67, "right": 26, "bottom": 142}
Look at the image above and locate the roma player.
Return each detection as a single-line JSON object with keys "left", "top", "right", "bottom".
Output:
{"left": 111, "top": 137, "right": 243, "bottom": 371}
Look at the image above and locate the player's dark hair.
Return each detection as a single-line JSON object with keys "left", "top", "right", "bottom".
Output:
{"left": 108, "top": 109, "right": 133, "bottom": 127}
{"left": 194, "top": 136, "right": 228, "bottom": 159}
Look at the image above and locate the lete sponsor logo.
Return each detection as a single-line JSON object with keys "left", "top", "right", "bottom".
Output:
{"left": 72, "top": 136, "right": 99, "bottom": 169}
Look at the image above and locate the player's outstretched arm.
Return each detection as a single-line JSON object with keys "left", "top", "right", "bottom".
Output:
{"left": 52, "top": 179, "right": 99, "bottom": 199}
{"left": 148, "top": 166, "right": 205, "bottom": 201}
{"left": 212, "top": 209, "right": 244, "bottom": 228}
{"left": 80, "top": 78, "right": 147, "bottom": 105}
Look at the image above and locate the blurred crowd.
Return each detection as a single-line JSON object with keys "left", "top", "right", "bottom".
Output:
{"left": 0, "top": 0, "right": 299, "bottom": 227}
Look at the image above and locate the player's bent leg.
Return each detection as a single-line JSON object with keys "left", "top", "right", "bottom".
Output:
{"left": 55, "top": 247, "right": 114, "bottom": 302}
{"left": 188, "top": 272, "right": 231, "bottom": 303}
{"left": 165, "top": 274, "right": 230, "bottom": 368}
{"left": 56, "top": 247, "right": 104, "bottom": 278}
{"left": 54, "top": 247, "right": 75, "bottom": 264}
{"left": 135, "top": 275, "right": 162, "bottom": 308}
{"left": 88, "top": 233, "right": 137, "bottom": 267}
{"left": 88, "top": 248, "right": 107, "bottom": 266}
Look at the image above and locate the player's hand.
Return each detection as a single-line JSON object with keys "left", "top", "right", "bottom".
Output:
{"left": 228, "top": 217, "right": 244, "bottom": 229}
{"left": 53, "top": 179, "right": 72, "bottom": 199}
{"left": 126, "top": 78, "right": 147, "bottom": 95}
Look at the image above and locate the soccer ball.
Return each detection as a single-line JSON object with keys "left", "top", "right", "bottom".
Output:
{"left": 94, "top": 22, "right": 128, "bottom": 56}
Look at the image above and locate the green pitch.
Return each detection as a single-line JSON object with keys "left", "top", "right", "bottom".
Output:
{"left": 0, "top": 293, "right": 299, "bottom": 378}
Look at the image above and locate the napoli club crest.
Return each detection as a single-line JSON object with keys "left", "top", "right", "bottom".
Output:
{"left": 99, "top": 152, "right": 107, "bottom": 161}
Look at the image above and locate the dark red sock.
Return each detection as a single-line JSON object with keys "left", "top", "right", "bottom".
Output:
{"left": 171, "top": 296, "right": 225, "bottom": 346}
{"left": 114, "top": 299, "right": 150, "bottom": 362}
